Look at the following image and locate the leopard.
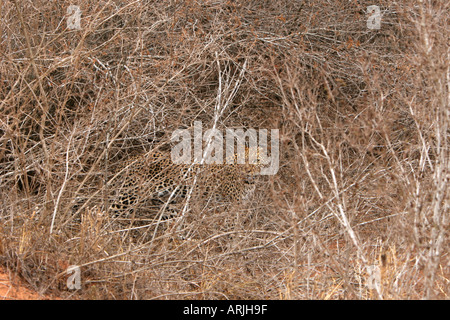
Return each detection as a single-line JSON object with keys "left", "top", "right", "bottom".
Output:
{"left": 109, "top": 146, "right": 265, "bottom": 221}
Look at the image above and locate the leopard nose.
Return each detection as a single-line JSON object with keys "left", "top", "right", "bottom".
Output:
{"left": 244, "top": 176, "right": 255, "bottom": 184}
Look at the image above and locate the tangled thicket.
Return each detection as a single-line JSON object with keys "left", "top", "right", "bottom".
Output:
{"left": 0, "top": 0, "right": 448, "bottom": 299}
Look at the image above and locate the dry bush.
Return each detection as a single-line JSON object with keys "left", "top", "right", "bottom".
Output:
{"left": 0, "top": 0, "right": 448, "bottom": 299}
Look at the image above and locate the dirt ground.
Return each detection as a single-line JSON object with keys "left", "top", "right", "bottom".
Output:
{"left": 0, "top": 266, "right": 51, "bottom": 300}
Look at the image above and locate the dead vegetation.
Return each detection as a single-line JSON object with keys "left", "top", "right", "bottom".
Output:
{"left": 0, "top": 0, "right": 448, "bottom": 299}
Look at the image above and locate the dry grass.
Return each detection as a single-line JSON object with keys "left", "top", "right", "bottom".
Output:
{"left": 0, "top": 0, "right": 448, "bottom": 299}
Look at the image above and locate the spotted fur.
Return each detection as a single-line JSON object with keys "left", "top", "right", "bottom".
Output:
{"left": 110, "top": 147, "right": 262, "bottom": 218}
